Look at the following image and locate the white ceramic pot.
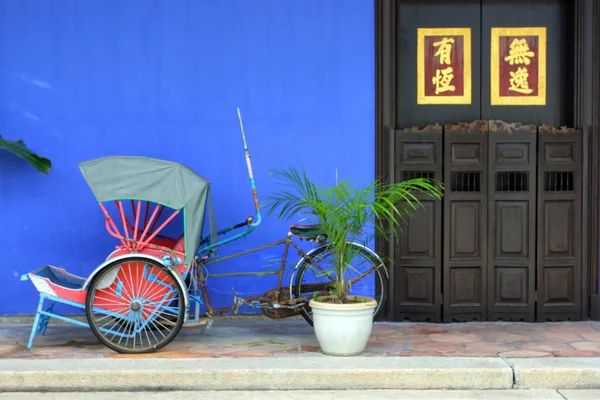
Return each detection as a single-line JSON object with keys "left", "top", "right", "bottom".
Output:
{"left": 309, "top": 295, "right": 377, "bottom": 356}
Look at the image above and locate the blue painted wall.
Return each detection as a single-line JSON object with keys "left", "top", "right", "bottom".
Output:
{"left": 0, "top": 0, "right": 375, "bottom": 315}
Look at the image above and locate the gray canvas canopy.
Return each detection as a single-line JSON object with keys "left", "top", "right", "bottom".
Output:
{"left": 78, "top": 156, "right": 216, "bottom": 265}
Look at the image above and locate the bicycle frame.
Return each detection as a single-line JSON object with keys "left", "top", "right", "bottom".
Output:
{"left": 193, "top": 235, "right": 323, "bottom": 319}
{"left": 183, "top": 233, "right": 385, "bottom": 325}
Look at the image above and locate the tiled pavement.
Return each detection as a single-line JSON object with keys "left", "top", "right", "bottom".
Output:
{"left": 2, "top": 319, "right": 600, "bottom": 359}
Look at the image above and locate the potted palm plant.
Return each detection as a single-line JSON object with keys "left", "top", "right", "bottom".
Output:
{"left": 265, "top": 166, "right": 443, "bottom": 356}
{"left": 0, "top": 134, "right": 52, "bottom": 173}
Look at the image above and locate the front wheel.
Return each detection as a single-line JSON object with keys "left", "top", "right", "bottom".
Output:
{"left": 293, "top": 244, "right": 388, "bottom": 326}
{"left": 85, "top": 257, "right": 185, "bottom": 354}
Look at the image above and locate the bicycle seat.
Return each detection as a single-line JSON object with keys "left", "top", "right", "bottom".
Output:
{"left": 289, "top": 224, "right": 326, "bottom": 240}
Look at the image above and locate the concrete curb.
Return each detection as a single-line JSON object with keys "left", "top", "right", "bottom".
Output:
{"left": 510, "top": 358, "right": 600, "bottom": 389}
{"left": 0, "top": 357, "right": 512, "bottom": 391}
{"left": 0, "top": 357, "right": 599, "bottom": 392}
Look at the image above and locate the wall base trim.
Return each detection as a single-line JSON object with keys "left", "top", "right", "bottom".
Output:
{"left": 590, "top": 295, "right": 600, "bottom": 320}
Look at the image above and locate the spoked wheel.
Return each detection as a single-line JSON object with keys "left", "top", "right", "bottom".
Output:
{"left": 85, "top": 257, "right": 185, "bottom": 354}
{"left": 293, "top": 244, "right": 388, "bottom": 326}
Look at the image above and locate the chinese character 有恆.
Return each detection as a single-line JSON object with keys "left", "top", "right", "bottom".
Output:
{"left": 508, "top": 67, "right": 534, "bottom": 94}
{"left": 432, "top": 66, "right": 456, "bottom": 94}
{"left": 431, "top": 37, "right": 456, "bottom": 95}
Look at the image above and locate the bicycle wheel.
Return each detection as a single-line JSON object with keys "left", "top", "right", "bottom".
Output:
{"left": 293, "top": 243, "right": 388, "bottom": 326}
{"left": 85, "top": 257, "right": 185, "bottom": 354}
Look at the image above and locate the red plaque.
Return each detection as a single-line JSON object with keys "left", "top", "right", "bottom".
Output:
{"left": 491, "top": 27, "right": 546, "bottom": 106}
{"left": 417, "top": 28, "right": 472, "bottom": 105}
{"left": 423, "top": 35, "right": 465, "bottom": 97}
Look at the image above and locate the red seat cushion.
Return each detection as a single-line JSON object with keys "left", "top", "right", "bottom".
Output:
{"left": 173, "top": 234, "right": 185, "bottom": 253}
{"left": 148, "top": 236, "right": 177, "bottom": 249}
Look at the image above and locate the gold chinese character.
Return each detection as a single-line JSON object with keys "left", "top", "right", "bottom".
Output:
{"left": 504, "top": 38, "right": 535, "bottom": 65}
{"left": 432, "top": 67, "right": 456, "bottom": 95}
{"left": 433, "top": 37, "right": 455, "bottom": 65}
{"left": 508, "top": 67, "right": 534, "bottom": 94}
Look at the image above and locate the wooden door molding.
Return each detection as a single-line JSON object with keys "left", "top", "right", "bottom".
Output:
{"left": 575, "top": 0, "right": 600, "bottom": 318}
{"left": 375, "top": 0, "right": 600, "bottom": 321}
{"left": 375, "top": 0, "right": 397, "bottom": 320}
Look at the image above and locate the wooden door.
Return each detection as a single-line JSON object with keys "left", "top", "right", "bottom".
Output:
{"left": 480, "top": 0, "right": 574, "bottom": 127}
{"left": 391, "top": 0, "right": 581, "bottom": 322}
{"left": 396, "top": 0, "right": 482, "bottom": 128}
{"left": 536, "top": 125, "right": 582, "bottom": 321}
{"left": 487, "top": 121, "right": 538, "bottom": 322}
{"left": 392, "top": 126, "right": 443, "bottom": 322}
{"left": 443, "top": 120, "right": 488, "bottom": 322}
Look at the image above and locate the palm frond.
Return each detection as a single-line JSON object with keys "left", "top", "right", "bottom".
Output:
{"left": 0, "top": 135, "right": 52, "bottom": 174}
{"left": 264, "top": 165, "right": 444, "bottom": 302}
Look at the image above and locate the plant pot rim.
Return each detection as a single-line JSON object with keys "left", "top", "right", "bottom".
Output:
{"left": 309, "top": 295, "right": 377, "bottom": 309}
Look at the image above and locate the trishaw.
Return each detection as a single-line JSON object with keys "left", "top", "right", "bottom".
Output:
{"left": 22, "top": 109, "right": 388, "bottom": 354}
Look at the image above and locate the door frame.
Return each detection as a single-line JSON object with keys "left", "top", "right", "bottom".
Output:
{"left": 374, "top": 0, "right": 600, "bottom": 321}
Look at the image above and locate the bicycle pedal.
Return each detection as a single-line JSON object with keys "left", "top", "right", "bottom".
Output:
{"left": 232, "top": 287, "right": 241, "bottom": 314}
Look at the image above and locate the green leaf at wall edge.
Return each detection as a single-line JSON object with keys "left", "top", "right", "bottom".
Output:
{"left": 0, "top": 135, "right": 52, "bottom": 174}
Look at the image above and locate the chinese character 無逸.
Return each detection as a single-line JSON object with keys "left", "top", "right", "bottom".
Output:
{"left": 504, "top": 38, "right": 535, "bottom": 65}
{"left": 432, "top": 66, "right": 456, "bottom": 95}
{"left": 433, "top": 37, "right": 455, "bottom": 65}
{"left": 508, "top": 67, "right": 534, "bottom": 94}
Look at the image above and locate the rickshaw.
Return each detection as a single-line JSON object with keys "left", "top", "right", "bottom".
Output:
{"left": 21, "top": 109, "right": 388, "bottom": 354}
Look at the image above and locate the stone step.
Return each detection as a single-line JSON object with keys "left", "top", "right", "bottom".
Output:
{"left": 1, "top": 357, "right": 600, "bottom": 391}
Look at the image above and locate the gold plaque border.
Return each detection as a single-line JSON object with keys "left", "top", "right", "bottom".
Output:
{"left": 490, "top": 27, "right": 547, "bottom": 106}
{"left": 417, "top": 27, "right": 472, "bottom": 105}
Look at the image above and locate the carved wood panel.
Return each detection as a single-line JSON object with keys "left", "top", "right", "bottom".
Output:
{"left": 443, "top": 120, "right": 488, "bottom": 322}
{"left": 394, "top": 124, "right": 443, "bottom": 322}
{"left": 537, "top": 125, "right": 582, "bottom": 321}
{"left": 487, "top": 120, "right": 537, "bottom": 322}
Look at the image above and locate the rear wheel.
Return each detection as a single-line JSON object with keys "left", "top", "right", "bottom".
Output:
{"left": 85, "top": 257, "right": 185, "bottom": 354}
{"left": 293, "top": 244, "right": 388, "bottom": 326}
